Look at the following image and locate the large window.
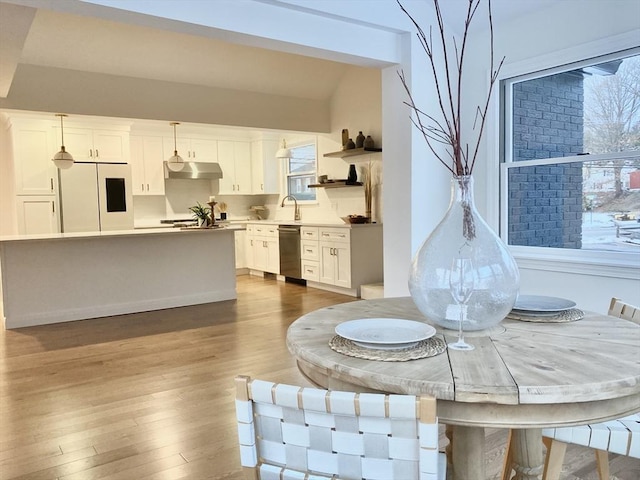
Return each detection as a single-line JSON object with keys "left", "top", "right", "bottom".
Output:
{"left": 285, "top": 143, "right": 317, "bottom": 202}
{"left": 501, "top": 49, "right": 640, "bottom": 255}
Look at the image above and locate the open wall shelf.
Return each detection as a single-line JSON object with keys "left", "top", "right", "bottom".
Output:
{"left": 309, "top": 181, "right": 363, "bottom": 189}
{"left": 323, "top": 147, "right": 382, "bottom": 158}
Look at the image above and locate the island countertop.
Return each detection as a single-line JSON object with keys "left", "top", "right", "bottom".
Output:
{"left": 0, "top": 224, "right": 243, "bottom": 243}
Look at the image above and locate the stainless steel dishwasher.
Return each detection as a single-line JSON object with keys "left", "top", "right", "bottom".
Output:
{"left": 279, "top": 225, "right": 302, "bottom": 281}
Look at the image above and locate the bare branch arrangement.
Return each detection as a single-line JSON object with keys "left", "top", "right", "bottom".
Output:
{"left": 397, "top": 0, "right": 505, "bottom": 176}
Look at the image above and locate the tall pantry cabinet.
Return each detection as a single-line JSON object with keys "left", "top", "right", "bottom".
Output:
{"left": 1, "top": 117, "right": 60, "bottom": 235}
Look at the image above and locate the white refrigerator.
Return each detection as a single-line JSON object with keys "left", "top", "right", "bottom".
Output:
{"left": 59, "top": 163, "right": 134, "bottom": 232}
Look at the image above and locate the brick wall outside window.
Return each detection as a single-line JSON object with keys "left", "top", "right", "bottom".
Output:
{"left": 509, "top": 73, "right": 585, "bottom": 248}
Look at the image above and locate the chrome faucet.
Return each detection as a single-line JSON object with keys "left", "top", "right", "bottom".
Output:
{"left": 280, "top": 195, "right": 300, "bottom": 221}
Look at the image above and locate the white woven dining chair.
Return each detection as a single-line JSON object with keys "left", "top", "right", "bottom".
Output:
{"left": 501, "top": 297, "right": 640, "bottom": 480}
{"left": 235, "top": 375, "right": 446, "bottom": 480}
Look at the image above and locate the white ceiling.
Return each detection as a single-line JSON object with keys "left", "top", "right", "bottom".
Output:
{"left": 1, "top": 0, "right": 562, "bottom": 103}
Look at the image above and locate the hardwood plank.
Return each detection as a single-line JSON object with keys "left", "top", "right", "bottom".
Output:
{"left": 1, "top": 275, "right": 637, "bottom": 479}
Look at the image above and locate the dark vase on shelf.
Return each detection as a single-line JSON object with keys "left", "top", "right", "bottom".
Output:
{"left": 347, "top": 164, "right": 358, "bottom": 184}
{"left": 363, "top": 135, "right": 374, "bottom": 149}
{"left": 356, "top": 131, "right": 365, "bottom": 148}
{"left": 345, "top": 138, "right": 356, "bottom": 150}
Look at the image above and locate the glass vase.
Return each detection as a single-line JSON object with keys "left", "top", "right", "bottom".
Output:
{"left": 409, "top": 175, "right": 520, "bottom": 331}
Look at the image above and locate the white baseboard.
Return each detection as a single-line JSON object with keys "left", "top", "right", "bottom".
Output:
{"left": 4, "top": 290, "right": 237, "bottom": 329}
{"left": 306, "top": 281, "right": 358, "bottom": 297}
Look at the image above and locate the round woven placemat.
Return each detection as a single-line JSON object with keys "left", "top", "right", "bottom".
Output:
{"left": 507, "top": 308, "right": 584, "bottom": 323}
{"left": 329, "top": 335, "right": 447, "bottom": 362}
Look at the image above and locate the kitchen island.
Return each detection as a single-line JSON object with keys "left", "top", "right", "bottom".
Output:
{"left": 0, "top": 227, "right": 239, "bottom": 329}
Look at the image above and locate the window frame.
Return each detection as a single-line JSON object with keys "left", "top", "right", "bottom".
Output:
{"left": 282, "top": 139, "right": 318, "bottom": 204}
{"left": 490, "top": 32, "right": 640, "bottom": 280}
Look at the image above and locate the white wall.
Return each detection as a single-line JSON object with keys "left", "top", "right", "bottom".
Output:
{"left": 0, "top": 114, "right": 17, "bottom": 236}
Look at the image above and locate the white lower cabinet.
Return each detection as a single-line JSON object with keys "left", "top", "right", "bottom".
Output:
{"left": 302, "top": 224, "right": 383, "bottom": 297}
{"left": 301, "top": 230, "right": 320, "bottom": 281}
{"left": 319, "top": 228, "right": 352, "bottom": 288}
{"left": 246, "top": 223, "right": 279, "bottom": 274}
{"left": 16, "top": 195, "right": 59, "bottom": 235}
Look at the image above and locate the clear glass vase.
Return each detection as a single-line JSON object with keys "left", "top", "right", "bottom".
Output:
{"left": 409, "top": 175, "right": 520, "bottom": 331}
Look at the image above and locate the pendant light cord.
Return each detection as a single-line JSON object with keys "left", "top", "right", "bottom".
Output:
{"left": 59, "top": 114, "right": 65, "bottom": 148}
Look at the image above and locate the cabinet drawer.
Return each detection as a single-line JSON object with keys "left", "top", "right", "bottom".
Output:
{"left": 301, "top": 260, "right": 319, "bottom": 282}
{"left": 251, "top": 224, "right": 279, "bottom": 237}
{"left": 319, "top": 227, "right": 350, "bottom": 243}
{"left": 301, "top": 226, "right": 319, "bottom": 240}
{"left": 301, "top": 241, "right": 319, "bottom": 261}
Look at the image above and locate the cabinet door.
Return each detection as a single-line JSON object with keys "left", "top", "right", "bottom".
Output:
{"left": 217, "top": 140, "right": 236, "bottom": 194}
{"left": 16, "top": 195, "right": 58, "bottom": 235}
{"left": 92, "top": 130, "right": 129, "bottom": 163}
{"left": 129, "top": 136, "right": 145, "bottom": 195}
{"left": 131, "top": 135, "right": 165, "bottom": 195}
{"left": 190, "top": 138, "right": 218, "bottom": 163}
{"left": 250, "top": 141, "right": 263, "bottom": 193}
{"left": 319, "top": 243, "right": 336, "bottom": 285}
{"left": 265, "top": 238, "right": 280, "bottom": 274}
{"left": 253, "top": 238, "right": 268, "bottom": 271}
{"left": 142, "top": 136, "right": 165, "bottom": 195}
{"left": 246, "top": 235, "right": 256, "bottom": 269}
{"left": 234, "top": 141, "right": 252, "bottom": 193}
{"left": 251, "top": 140, "right": 278, "bottom": 194}
{"left": 61, "top": 127, "right": 94, "bottom": 160}
{"left": 13, "top": 126, "right": 57, "bottom": 195}
{"left": 334, "top": 244, "right": 351, "bottom": 288}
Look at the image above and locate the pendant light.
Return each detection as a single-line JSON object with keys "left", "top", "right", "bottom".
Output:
{"left": 275, "top": 139, "right": 291, "bottom": 159}
{"left": 52, "top": 113, "right": 74, "bottom": 169}
{"left": 167, "top": 121, "right": 185, "bottom": 172}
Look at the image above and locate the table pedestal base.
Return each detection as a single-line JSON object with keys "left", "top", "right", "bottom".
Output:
{"left": 451, "top": 425, "right": 486, "bottom": 480}
{"left": 508, "top": 429, "right": 543, "bottom": 480}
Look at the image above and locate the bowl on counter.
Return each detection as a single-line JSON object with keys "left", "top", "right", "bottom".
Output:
{"left": 342, "top": 215, "right": 369, "bottom": 224}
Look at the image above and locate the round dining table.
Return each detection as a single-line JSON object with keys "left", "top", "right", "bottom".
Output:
{"left": 286, "top": 297, "right": 640, "bottom": 480}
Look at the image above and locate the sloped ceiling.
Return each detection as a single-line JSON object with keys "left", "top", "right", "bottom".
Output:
{"left": 0, "top": 0, "right": 561, "bottom": 131}
{"left": 19, "top": 8, "right": 350, "bottom": 101}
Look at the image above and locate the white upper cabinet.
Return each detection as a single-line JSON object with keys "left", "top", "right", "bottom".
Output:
{"left": 251, "top": 139, "right": 279, "bottom": 194}
{"left": 163, "top": 136, "right": 218, "bottom": 163}
{"left": 217, "top": 140, "right": 252, "bottom": 194}
{"left": 57, "top": 126, "right": 130, "bottom": 163}
{"left": 10, "top": 119, "right": 57, "bottom": 196}
{"left": 189, "top": 138, "right": 218, "bottom": 162}
{"left": 130, "top": 135, "right": 165, "bottom": 195}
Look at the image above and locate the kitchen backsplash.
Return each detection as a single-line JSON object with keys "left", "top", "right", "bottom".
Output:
{"left": 133, "top": 158, "right": 383, "bottom": 224}
{"left": 133, "top": 182, "right": 382, "bottom": 224}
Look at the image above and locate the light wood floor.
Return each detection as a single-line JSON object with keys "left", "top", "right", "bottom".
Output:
{"left": 1, "top": 275, "right": 638, "bottom": 479}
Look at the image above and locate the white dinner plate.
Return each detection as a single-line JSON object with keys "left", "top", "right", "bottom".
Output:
{"left": 513, "top": 295, "right": 576, "bottom": 313}
{"left": 335, "top": 318, "right": 436, "bottom": 350}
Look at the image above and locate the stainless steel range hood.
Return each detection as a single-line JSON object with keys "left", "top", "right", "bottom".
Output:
{"left": 164, "top": 161, "right": 223, "bottom": 180}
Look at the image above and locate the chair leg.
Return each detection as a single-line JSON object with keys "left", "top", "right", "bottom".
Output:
{"left": 445, "top": 424, "right": 454, "bottom": 469}
{"left": 594, "top": 449, "right": 609, "bottom": 480}
{"left": 500, "top": 429, "right": 515, "bottom": 480}
{"left": 542, "top": 437, "right": 567, "bottom": 480}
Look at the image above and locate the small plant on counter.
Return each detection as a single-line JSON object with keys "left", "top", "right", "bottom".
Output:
{"left": 189, "top": 202, "right": 211, "bottom": 227}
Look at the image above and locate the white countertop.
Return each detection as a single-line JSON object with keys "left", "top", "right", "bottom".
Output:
{"left": 0, "top": 225, "right": 241, "bottom": 243}
{"left": 242, "top": 220, "right": 382, "bottom": 228}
